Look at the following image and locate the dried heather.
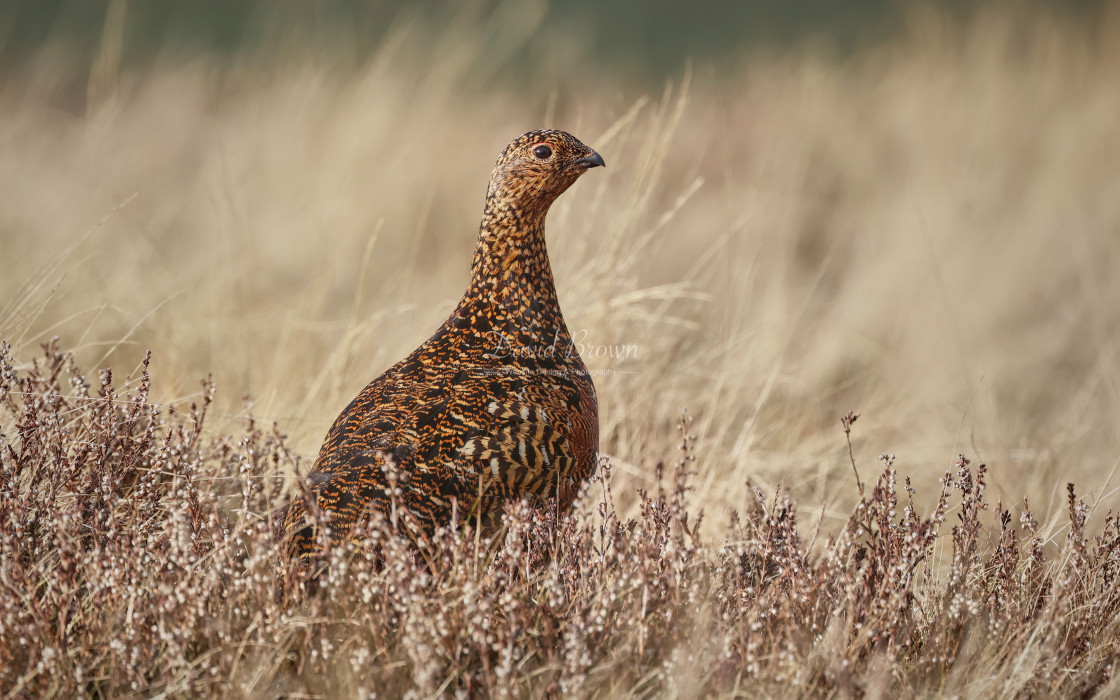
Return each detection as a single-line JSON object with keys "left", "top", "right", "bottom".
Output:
{"left": 2, "top": 343, "right": 1120, "bottom": 697}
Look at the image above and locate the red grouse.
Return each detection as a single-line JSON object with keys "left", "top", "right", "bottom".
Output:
{"left": 283, "top": 130, "right": 604, "bottom": 561}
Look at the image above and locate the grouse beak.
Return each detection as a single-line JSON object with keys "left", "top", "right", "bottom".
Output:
{"left": 574, "top": 150, "right": 606, "bottom": 169}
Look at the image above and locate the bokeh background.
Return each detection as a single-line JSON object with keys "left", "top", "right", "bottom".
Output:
{"left": 2, "top": 0, "right": 1118, "bottom": 530}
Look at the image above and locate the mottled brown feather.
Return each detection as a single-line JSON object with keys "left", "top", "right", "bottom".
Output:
{"left": 283, "top": 130, "right": 603, "bottom": 560}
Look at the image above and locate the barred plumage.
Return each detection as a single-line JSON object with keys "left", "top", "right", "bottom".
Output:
{"left": 283, "top": 130, "right": 604, "bottom": 560}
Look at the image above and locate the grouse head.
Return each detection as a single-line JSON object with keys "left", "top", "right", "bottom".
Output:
{"left": 486, "top": 129, "right": 605, "bottom": 218}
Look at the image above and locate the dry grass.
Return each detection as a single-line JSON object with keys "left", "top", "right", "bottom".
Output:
{"left": 2, "top": 4, "right": 1120, "bottom": 697}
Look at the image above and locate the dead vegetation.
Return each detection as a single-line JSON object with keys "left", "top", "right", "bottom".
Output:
{"left": 3, "top": 342, "right": 1120, "bottom": 697}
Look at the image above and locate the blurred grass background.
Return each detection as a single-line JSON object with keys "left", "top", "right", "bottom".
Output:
{"left": 0, "top": 1, "right": 1010, "bottom": 79}
{"left": 1, "top": 0, "right": 1118, "bottom": 531}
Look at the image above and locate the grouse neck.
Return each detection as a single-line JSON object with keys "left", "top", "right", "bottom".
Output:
{"left": 456, "top": 200, "right": 569, "bottom": 342}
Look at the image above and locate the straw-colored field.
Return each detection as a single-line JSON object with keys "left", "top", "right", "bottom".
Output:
{"left": 3, "top": 5, "right": 1120, "bottom": 696}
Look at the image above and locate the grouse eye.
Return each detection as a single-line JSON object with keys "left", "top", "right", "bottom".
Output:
{"left": 532, "top": 144, "right": 553, "bottom": 160}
